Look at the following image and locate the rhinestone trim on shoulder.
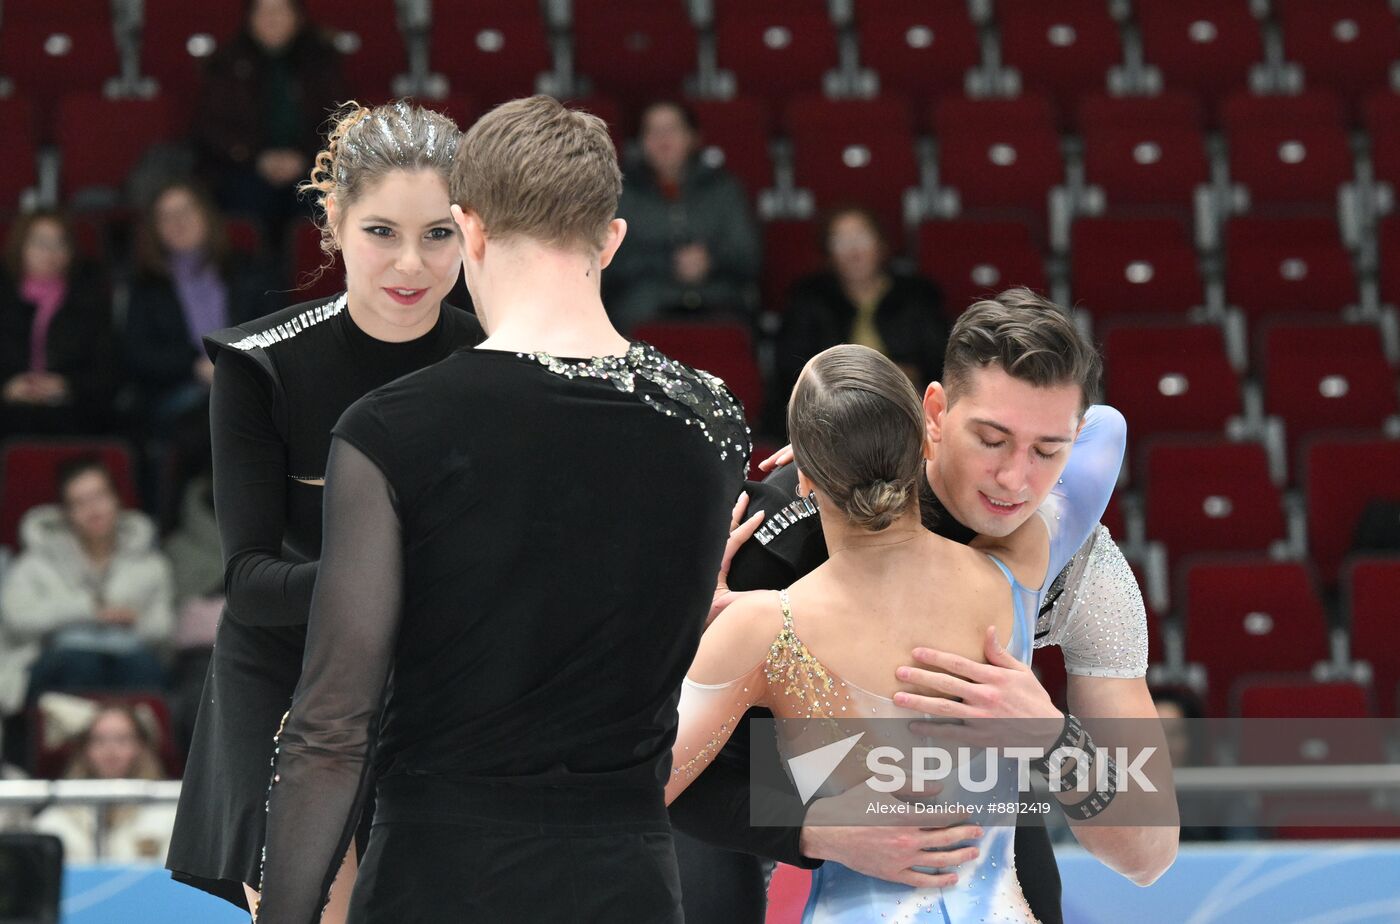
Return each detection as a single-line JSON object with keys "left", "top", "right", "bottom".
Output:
{"left": 517, "top": 341, "right": 751, "bottom": 476}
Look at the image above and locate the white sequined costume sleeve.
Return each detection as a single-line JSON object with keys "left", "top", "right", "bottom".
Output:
{"left": 1034, "top": 525, "right": 1149, "bottom": 678}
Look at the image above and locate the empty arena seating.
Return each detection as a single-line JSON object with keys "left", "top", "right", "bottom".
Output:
{"left": 1144, "top": 439, "right": 1287, "bottom": 565}
{"left": 997, "top": 0, "right": 1123, "bottom": 115}
{"left": 1303, "top": 437, "right": 1400, "bottom": 585}
{"left": 917, "top": 220, "right": 1047, "bottom": 318}
{"left": 1103, "top": 323, "right": 1242, "bottom": 442}
{"left": 1182, "top": 559, "right": 1331, "bottom": 715}
{"left": 428, "top": 3, "right": 551, "bottom": 106}
{"left": 1136, "top": 0, "right": 1263, "bottom": 112}
{"left": 1070, "top": 218, "right": 1203, "bottom": 317}
{"left": 573, "top": 0, "right": 698, "bottom": 106}
{"left": 689, "top": 97, "right": 774, "bottom": 199}
{"left": 712, "top": 4, "right": 839, "bottom": 108}
{"left": 855, "top": 0, "right": 980, "bottom": 109}
{"left": 1346, "top": 557, "right": 1400, "bottom": 714}
{"left": 1278, "top": 0, "right": 1400, "bottom": 105}
{"left": 57, "top": 95, "right": 175, "bottom": 199}
{"left": 1261, "top": 322, "right": 1399, "bottom": 456}
{"left": 1224, "top": 217, "right": 1357, "bottom": 320}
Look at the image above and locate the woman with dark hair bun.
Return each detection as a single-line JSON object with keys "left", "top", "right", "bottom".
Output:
{"left": 166, "top": 100, "right": 481, "bottom": 921}
{"left": 125, "top": 179, "right": 277, "bottom": 435}
{"left": 666, "top": 343, "right": 1043, "bottom": 923}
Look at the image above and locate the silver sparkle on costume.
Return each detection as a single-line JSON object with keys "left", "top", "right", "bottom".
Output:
{"left": 229, "top": 294, "right": 347, "bottom": 351}
{"left": 1035, "top": 524, "right": 1150, "bottom": 678}
{"left": 519, "top": 342, "right": 751, "bottom": 476}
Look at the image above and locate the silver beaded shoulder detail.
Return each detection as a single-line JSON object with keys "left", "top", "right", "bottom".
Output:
{"left": 1034, "top": 525, "right": 1150, "bottom": 679}
{"left": 518, "top": 342, "right": 752, "bottom": 477}
{"left": 229, "top": 294, "right": 348, "bottom": 351}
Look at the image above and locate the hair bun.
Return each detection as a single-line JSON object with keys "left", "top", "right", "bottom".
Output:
{"left": 845, "top": 479, "right": 911, "bottom": 532}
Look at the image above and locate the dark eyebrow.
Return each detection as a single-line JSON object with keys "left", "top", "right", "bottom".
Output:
{"left": 969, "top": 417, "right": 1073, "bottom": 444}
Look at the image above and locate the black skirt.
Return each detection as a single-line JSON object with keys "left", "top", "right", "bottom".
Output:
{"left": 166, "top": 619, "right": 304, "bottom": 908}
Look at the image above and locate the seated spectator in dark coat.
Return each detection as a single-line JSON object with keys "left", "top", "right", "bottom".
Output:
{"left": 0, "top": 457, "right": 173, "bottom": 704}
{"left": 0, "top": 210, "right": 118, "bottom": 436}
{"left": 125, "top": 180, "right": 275, "bottom": 435}
{"left": 777, "top": 206, "right": 947, "bottom": 400}
{"left": 192, "top": 0, "right": 345, "bottom": 243}
{"left": 607, "top": 101, "right": 760, "bottom": 331}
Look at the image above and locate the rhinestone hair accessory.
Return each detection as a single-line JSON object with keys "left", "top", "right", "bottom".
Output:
{"left": 517, "top": 342, "right": 751, "bottom": 478}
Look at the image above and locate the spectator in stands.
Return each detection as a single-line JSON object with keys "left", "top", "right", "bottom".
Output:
{"left": 776, "top": 206, "right": 947, "bottom": 403}
{"left": 192, "top": 0, "right": 346, "bottom": 245}
{"left": 0, "top": 210, "right": 118, "bottom": 436}
{"left": 32, "top": 704, "right": 176, "bottom": 861}
{"left": 0, "top": 457, "right": 173, "bottom": 704}
{"left": 607, "top": 101, "right": 760, "bottom": 330}
{"left": 125, "top": 179, "right": 274, "bottom": 436}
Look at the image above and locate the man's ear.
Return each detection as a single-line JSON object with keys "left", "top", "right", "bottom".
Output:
{"left": 598, "top": 218, "right": 628, "bottom": 270}
{"left": 923, "top": 381, "right": 948, "bottom": 444}
{"left": 451, "top": 204, "right": 486, "bottom": 264}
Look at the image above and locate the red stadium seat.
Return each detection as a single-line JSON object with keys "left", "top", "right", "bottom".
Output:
{"left": 1224, "top": 218, "right": 1356, "bottom": 319}
{"left": 1081, "top": 124, "right": 1209, "bottom": 216}
{"left": 2, "top": 0, "right": 111, "bottom": 25}
{"left": 1362, "top": 90, "right": 1400, "bottom": 192}
{"left": 935, "top": 126, "right": 1064, "bottom": 218}
{"left": 1346, "top": 556, "right": 1400, "bottom": 714}
{"left": 856, "top": 0, "right": 980, "bottom": 108}
{"left": 0, "top": 440, "right": 139, "bottom": 549}
{"left": 1181, "top": 559, "right": 1330, "bottom": 715}
{"left": 932, "top": 93, "right": 1057, "bottom": 136}
{"left": 57, "top": 95, "right": 175, "bottom": 197}
{"left": 763, "top": 219, "right": 825, "bottom": 313}
{"left": 1102, "top": 323, "right": 1242, "bottom": 442}
{"left": 1304, "top": 436, "right": 1400, "bottom": 584}
{"left": 1378, "top": 216, "right": 1400, "bottom": 307}
{"left": 997, "top": 0, "right": 1123, "bottom": 114}
{"left": 713, "top": 6, "right": 839, "bottom": 108}
{"left": 917, "top": 220, "right": 1047, "bottom": 319}
{"left": 429, "top": 5, "right": 551, "bottom": 106}
{"left": 1226, "top": 123, "right": 1353, "bottom": 210}
{"left": 630, "top": 321, "right": 763, "bottom": 424}
{"left": 1220, "top": 89, "right": 1346, "bottom": 132}
{"left": 572, "top": 1, "right": 697, "bottom": 105}
{"left": 691, "top": 98, "right": 773, "bottom": 200}
{"left": 783, "top": 95, "right": 914, "bottom": 137}
{"left": 139, "top": 19, "right": 233, "bottom": 129}
{"left": 1070, "top": 218, "right": 1203, "bottom": 318}
{"left": 312, "top": 4, "right": 406, "bottom": 103}
{"left": 1261, "top": 322, "right": 1399, "bottom": 457}
{"left": 1143, "top": 439, "right": 1286, "bottom": 566}
{"left": 790, "top": 128, "right": 918, "bottom": 237}
{"left": 1075, "top": 90, "right": 1203, "bottom": 133}
{"left": 1236, "top": 678, "right": 1379, "bottom": 767}
{"left": 0, "top": 96, "right": 38, "bottom": 210}
{"left": 1278, "top": 0, "right": 1400, "bottom": 104}
{"left": 1136, "top": 0, "right": 1263, "bottom": 112}
{"left": 0, "top": 24, "right": 121, "bottom": 129}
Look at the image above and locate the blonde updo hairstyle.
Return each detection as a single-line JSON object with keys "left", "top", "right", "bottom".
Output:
{"left": 788, "top": 344, "right": 926, "bottom": 532}
{"left": 299, "top": 99, "right": 463, "bottom": 262}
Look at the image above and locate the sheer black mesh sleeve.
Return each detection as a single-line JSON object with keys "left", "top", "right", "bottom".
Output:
{"left": 256, "top": 436, "right": 402, "bottom": 924}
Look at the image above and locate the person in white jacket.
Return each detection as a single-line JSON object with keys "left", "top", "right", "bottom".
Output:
{"left": 0, "top": 456, "right": 173, "bottom": 712}
{"left": 32, "top": 702, "right": 177, "bottom": 862}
